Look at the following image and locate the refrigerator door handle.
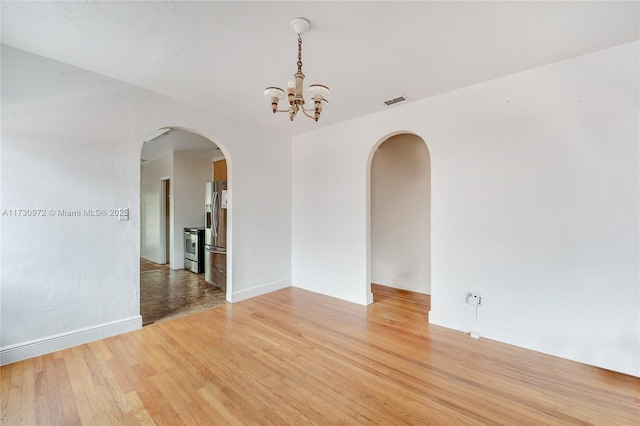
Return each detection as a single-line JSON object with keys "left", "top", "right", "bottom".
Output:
{"left": 211, "top": 190, "right": 219, "bottom": 237}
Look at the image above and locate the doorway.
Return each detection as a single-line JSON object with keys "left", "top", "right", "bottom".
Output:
{"left": 139, "top": 127, "right": 231, "bottom": 325}
{"left": 370, "top": 133, "right": 431, "bottom": 297}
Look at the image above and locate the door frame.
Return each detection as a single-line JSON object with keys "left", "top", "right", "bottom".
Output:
{"left": 160, "top": 177, "right": 171, "bottom": 265}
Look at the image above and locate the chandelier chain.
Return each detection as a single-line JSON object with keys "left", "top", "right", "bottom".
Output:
{"left": 297, "top": 34, "right": 303, "bottom": 73}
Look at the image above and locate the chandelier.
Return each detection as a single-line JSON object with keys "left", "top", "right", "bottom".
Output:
{"left": 264, "top": 18, "right": 330, "bottom": 122}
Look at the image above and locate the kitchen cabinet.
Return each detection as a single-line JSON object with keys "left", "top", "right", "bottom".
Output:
{"left": 212, "top": 159, "right": 227, "bottom": 181}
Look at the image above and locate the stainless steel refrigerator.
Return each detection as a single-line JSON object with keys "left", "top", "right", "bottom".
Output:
{"left": 204, "top": 180, "right": 227, "bottom": 291}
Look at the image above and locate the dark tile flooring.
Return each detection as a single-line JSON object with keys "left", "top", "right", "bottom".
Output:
{"left": 140, "top": 258, "right": 227, "bottom": 326}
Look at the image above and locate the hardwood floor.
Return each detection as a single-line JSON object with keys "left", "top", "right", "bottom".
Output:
{"left": 140, "top": 258, "right": 227, "bottom": 326}
{"left": 2, "top": 285, "right": 639, "bottom": 425}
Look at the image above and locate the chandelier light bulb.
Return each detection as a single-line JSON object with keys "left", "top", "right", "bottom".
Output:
{"left": 309, "top": 84, "right": 330, "bottom": 98}
{"left": 264, "top": 87, "right": 286, "bottom": 113}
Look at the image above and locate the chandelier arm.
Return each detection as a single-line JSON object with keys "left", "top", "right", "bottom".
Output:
{"left": 301, "top": 108, "right": 317, "bottom": 120}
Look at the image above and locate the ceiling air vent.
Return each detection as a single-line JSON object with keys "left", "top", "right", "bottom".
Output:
{"left": 383, "top": 95, "right": 408, "bottom": 106}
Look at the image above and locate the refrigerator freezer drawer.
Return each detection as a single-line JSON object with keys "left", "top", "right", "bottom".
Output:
{"left": 205, "top": 250, "right": 227, "bottom": 291}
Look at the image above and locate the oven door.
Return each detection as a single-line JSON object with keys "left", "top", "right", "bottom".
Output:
{"left": 184, "top": 258, "right": 199, "bottom": 274}
{"left": 184, "top": 231, "right": 199, "bottom": 262}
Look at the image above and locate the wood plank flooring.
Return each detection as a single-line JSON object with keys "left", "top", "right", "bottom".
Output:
{"left": 2, "top": 285, "right": 639, "bottom": 425}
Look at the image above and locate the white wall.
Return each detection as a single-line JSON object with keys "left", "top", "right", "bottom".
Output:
{"left": 140, "top": 153, "right": 172, "bottom": 264}
{"left": 292, "top": 42, "right": 639, "bottom": 376}
{"left": 371, "top": 134, "right": 430, "bottom": 294}
{"left": 1, "top": 45, "right": 292, "bottom": 363}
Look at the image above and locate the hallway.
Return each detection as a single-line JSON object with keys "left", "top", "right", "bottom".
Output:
{"left": 140, "top": 259, "right": 226, "bottom": 326}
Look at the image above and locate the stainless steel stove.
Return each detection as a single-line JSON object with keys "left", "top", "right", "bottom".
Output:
{"left": 183, "top": 227, "right": 204, "bottom": 273}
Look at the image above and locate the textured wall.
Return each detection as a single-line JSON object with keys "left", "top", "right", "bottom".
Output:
{"left": 292, "top": 42, "right": 639, "bottom": 376}
{"left": 1, "top": 46, "right": 292, "bottom": 355}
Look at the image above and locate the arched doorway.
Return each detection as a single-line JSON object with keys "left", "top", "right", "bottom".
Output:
{"left": 368, "top": 132, "right": 431, "bottom": 299}
{"left": 139, "top": 127, "right": 231, "bottom": 325}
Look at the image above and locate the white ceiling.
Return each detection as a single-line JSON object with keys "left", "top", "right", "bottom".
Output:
{"left": 2, "top": 1, "right": 638, "bottom": 137}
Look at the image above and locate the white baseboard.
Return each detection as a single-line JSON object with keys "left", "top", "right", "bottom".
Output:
{"left": 429, "top": 310, "right": 639, "bottom": 378}
{"left": 229, "top": 279, "right": 291, "bottom": 303}
{"left": 0, "top": 316, "right": 142, "bottom": 366}
{"left": 372, "top": 275, "right": 430, "bottom": 294}
{"left": 292, "top": 281, "right": 373, "bottom": 306}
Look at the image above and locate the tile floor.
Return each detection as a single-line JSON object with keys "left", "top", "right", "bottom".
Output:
{"left": 140, "top": 258, "right": 227, "bottom": 326}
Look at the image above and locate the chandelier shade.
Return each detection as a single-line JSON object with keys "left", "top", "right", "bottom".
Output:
{"left": 264, "top": 18, "right": 330, "bottom": 122}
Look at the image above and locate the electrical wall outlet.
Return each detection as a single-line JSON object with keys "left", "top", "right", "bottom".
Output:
{"left": 466, "top": 292, "right": 482, "bottom": 306}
